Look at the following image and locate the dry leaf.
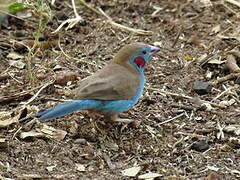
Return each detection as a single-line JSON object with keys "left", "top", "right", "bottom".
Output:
{"left": 138, "top": 172, "right": 162, "bottom": 179}
{"left": 224, "top": 125, "right": 240, "bottom": 135}
{"left": 211, "top": 25, "right": 221, "bottom": 34}
{"left": 37, "top": 124, "right": 67, "bottom": 140}
{"left": 199, "top": 0, "right": 212, "bottom": 7}
{"left": 19, "top": 131, "right": 45, "bottom": 139}
{"left": 0, "top": 112, "right": 19, "bottom": 128}
{"left": 183, "top": 56, "right": 193, "bottom": 61}
{"left": 76, "top": 163, "right": 86, "bottom": 172}
{"left": 208, "top": 59, "right": 225, "bottom": 65}
{"left": 0, "top": 161, "right": 7, "bottom": 169}
{"left": 7, "top": 52, "right": 24, "bottom": 59}
{"left": 121, "top": 166, "right": 142, "bottom": 177}
{"left": 207, "top": 165, "right": 219, "bottom": 171}
{"left": 219, "top": 99, "right": 236, "bottom": 107}
{"left": 9, "top": 60, "right": 25, "bottom": 69}
{"left": 46, "top": 165, "right": 56, "bottom": 172}
{"left": 229, "top": 137, "right": 240, "bottom": 145}
{"left": 18, "top": 174, "right": 43, "bottom": 179}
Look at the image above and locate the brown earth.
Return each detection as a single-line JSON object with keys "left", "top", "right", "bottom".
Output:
{"left": 0, "top": 0, "right": 240, "bottom": 179}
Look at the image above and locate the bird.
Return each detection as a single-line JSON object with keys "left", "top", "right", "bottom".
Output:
{"left": 37, "top": 42, "right": 160, "bottom": 124}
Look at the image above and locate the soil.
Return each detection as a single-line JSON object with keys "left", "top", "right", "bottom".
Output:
{"left": 0, "top": 0, "right": 240, "bottom": 179}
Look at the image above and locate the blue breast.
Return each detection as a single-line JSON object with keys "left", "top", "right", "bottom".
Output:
{"left": 92, "top": 73, "right": 145, "bottom": 114}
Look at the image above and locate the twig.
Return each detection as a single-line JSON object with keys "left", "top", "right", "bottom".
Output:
{"left": 208, "top": 73, "right": 240, "bottom": 85}
{"left": 78, "top": 0, "right": 102, "bottom": 16}
{"left": 102, "top": 153, "right": 115, "bottom": 170}
{"left": 52, "top": 0, "right": 83, "bottom": 33}
{"left": 158, "top": 113, "right": 185, "bottom": 125}
{"left": 147, "top": 87, "right": 225, "bottom": 108}
{"left": 198, "top": 52, "right": 217, "bottom": 67}
{"left": 7, "top": 72, "right": 24, "bottom": 84}
{"left": 78, "top": 0, "right": 153, "bottom": 35}
{"left": 11, "top": 127, "right": 22, "bottom": 140}
{"left": 23, "top": 82, "right": 53, "bottom": 105}
{"left": 98, "top": 8, "right": 153, "bottom": 35}
{"left": 57, "top": 38, "right": 98, "bottom": 67}
{"left": 212, "top": 86, "right": 236, "bottom": 101}
{"left": 172, "top": 26, "right": 182, "bottom": 48}
{"left": 147, "top": 87, "right": 193, "bottom": 100}
{"left": 224, "top": 0, "right": 240, "bottom": 8}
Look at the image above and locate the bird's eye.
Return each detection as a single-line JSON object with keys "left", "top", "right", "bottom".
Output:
{"left": 142, "top": 50, "right": 147, "bottom": 54}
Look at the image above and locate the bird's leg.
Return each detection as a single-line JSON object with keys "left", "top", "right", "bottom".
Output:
{"left": 104, "top": 114, "right": 136, "bottom": 124}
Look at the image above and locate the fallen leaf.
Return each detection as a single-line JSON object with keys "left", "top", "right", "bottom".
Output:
{"left": 76, "top": 163, "right": 86, "bottom": 172}
{"left": 46, "top": 165, "right": 56, "bottom": 172}
{"left": 7, "top": 52, "right": 24, "bottom": 59}
{"left": 138, "top": 172, "right": 162, "bottom": 179}
{"left": 183, "top": 56, "right": 193, "bottom": 61}
{"left": 219, "top": 99, "right": 236, "bottom": 107}
{"left": 229, "top": 137, "right": 240, "bottom": 145}
{"left": 208, "top": 59, "right": 225, "bottom": 65}
{"left": 9, "top": 60, "right": 25, "bottom": 69}
{"left": 18, "top": 174, "right": 43, "bottom": 179}
{"left": 37, "top": 124, "right": 67, "bottom": 140}
{"left": 121, "top": 166, "right": 142, "bottom": 177}
{"left": 211, "top": 25, "right": 221, "bottom": 34}
{"left": 19, "top": 131, "right": 45, "bottom": 139}
{"left": 0, "top": 112, "right": 19, "bottom": 128}
{"left": 0, "top": 161, "right": 7, "bottom": 168}
{"left": 199, "top": 0, "right": 212, "bottom": 7}
{"left": 207, "top": 165, "right": 219, "bottom": 171}
{"left": 224, "top": 125, "right": 240, "bottom": 135}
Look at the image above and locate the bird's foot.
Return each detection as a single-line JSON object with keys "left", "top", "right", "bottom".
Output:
{"left": 115, "top": 118, "right": 141, "bottom": 127}
{"left": 105, "top": 114, "right": 140, "bottom": 127}
{"left": 113, "top": 118, "right": 134, "bottom": 123}
{"left": 103, "top": 114, "right": 140, "bottom": 127}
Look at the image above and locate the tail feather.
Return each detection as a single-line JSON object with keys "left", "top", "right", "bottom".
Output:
{"left": 37, "top": 100, "right": 100, "bottom": 121}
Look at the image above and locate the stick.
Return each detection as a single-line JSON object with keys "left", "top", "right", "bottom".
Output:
{"left": 208, "top": 73, "right": 240, "bottom": 85}
{"left": 23, "top": 82, "right": 53, "bottom": 105}
{"left": 147, "top": 87, "right": 225, "bottom": 108}
{"left": 78, "top": 0, "right": 153, "bottom": 35}
{"left": 158, "top": 113, "right": 185, "bottom": 125}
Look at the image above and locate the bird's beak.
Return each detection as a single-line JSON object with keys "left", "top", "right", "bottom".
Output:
{"left": 149, "top": 45, "right": 160, "bottom": 54}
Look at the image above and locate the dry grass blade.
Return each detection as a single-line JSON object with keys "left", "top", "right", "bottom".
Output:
{"left": 209, "top": 73, "right": 240, "bottom": 85}
{"left": 78, "top": 0, "right": 153, "bottom": 35}
{"left": 158, "top": 113, "right": 185, "bottom": 125}
{"left": 52, "top": 0, "right": 83, "bottom": 33}
{"left": 224, "top": 0, "right": 240, "bottom": 8}
{"left": 147, "top": 87, "right": 225, "bottom": 108}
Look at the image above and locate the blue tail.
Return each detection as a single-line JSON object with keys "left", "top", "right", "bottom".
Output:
{"left": 37, "top": 100, "right": 101, "bottom": 121}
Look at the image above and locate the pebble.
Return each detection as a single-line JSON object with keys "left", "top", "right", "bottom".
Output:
{"left": 193, "top": 80, "right": 212, "bottom": 95}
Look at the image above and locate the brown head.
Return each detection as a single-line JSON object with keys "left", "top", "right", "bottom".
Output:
{"left": 112, "top": 42, "right": 160, "bottom": 73}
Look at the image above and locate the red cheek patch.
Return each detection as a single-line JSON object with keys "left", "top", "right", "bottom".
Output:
{"left": 134, "top": 57, "right": 146, "bottom": 68}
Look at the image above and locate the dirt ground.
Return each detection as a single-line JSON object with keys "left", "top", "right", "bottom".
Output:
{"left": 1, "top": 0, "right": 240, "bottom": 179}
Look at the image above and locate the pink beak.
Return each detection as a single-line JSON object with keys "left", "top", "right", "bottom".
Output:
{"left": 149, "top": 45, "right": 160, "bottom": 54}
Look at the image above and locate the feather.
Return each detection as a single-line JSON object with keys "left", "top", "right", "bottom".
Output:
{"left": 73, "top": 63, "right": 140, "bottom": 100}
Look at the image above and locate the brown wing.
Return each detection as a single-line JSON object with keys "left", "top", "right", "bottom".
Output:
{"left": 73, "top": 63, "right": 140, "bottom": 100}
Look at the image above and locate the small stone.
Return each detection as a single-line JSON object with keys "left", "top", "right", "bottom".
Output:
{"left": 190, "top": 140, "right": 209, "bottom": 152}
{"left": 193, "top": 80, "right": 212, "bottom": 95}
{"left": 74, "top": 138, "right": 87, "bottom": 144}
